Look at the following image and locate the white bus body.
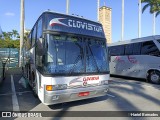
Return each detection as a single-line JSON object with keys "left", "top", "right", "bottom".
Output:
{"left": 36, "top": 70, "right": 109, "bottom": 105}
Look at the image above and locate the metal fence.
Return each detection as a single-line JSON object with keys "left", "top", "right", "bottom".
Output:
{"left": 0, "top": 48, "right": 19, "bottom": 68}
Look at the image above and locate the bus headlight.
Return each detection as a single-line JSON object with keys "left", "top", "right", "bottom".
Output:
{"left": 100, "top": 80, "right": 108, "bottom": 85}
{"left": 46, "top": 84, "right": 67, "bottom": 91}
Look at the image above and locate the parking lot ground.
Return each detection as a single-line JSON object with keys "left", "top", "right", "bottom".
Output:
{"left": 0, "top": 68, "right": 159, "bottom": 120}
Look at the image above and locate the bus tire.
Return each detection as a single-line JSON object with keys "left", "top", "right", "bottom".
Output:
{"left": 2, "top": 66, "right": 5, "bottom": 80}
{"left": 31, "top": 72, "right": 38, "bottom": 98}
{"left": 22, "top": 67, "right": 24, "bottom": 75}
{"left": 148, "top": 71, "right": 160, "bottom": 84}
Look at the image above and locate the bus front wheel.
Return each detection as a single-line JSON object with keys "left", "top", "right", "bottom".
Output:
{"left": 148, "top": 71, "right": 160, "bottom": 84}
{"left": 31, "top": 72, "right": 38, "bottom": 97}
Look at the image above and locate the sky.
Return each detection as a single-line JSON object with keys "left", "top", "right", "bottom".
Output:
{"left": 0, "top": 0, "right": 160, "bottom": 43}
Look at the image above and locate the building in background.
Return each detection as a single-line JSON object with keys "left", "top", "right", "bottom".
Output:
{"left": 24, "top": 28, "right": 30, "bottom": 35}
{"left": 99, "top": 6, "right": 112, "bottom": 43}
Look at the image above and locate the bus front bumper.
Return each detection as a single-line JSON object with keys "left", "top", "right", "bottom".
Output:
{"left": 43, "top": 85, "right": 109, "bottom": 105}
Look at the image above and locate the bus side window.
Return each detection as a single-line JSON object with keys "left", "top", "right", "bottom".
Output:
{"left": 141, "top": 41, "right": 159, "bottom": 56}
{"left": 132, "top": 42, "right": 142, "bottom": 55}
{"left": 125, "top": 44, "right": 133, "bottom": 55}
{"left": 109, "top": 45, "right": 125, "bottom": 56}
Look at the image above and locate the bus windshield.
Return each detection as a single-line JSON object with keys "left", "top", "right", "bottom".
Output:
{"left": 43, "top": 34, "right": 108, "bottom": 75}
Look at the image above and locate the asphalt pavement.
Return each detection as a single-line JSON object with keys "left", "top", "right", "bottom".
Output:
{"left": 0, "top": 68, "right": 160, "bottom": 120}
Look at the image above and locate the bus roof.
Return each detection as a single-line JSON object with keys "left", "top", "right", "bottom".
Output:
{"left": 108, "top": 35, "right": 160, "bottom": 46}
{"left": 42, "top": 10, "right": 102, "bottom": 24}
{"left": 33, "top": 10, "right": 106, "bottom": 39}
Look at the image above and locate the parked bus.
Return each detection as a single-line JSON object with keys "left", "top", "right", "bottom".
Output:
{"left": 23, "top": 11, "right": 109, "bottom": 105}
{"left": 108, "top": 35, "right": 160, "bottom": 84}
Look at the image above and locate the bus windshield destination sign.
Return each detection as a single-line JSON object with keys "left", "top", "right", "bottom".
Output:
{"left": 49, "top": 18, "right": 103, "bottom": 33}
{"left": 46, "top": 13, "right": 105, "bottom": 38}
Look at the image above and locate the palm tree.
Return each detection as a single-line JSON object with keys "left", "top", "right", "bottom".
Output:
{"left": 156, "top": 10, "right": 160, "bottom": 16}
{"left": 141, "top": 0, "right": 160, "bottom": 35}
{"left": 8, "top": 32, "right": 13, "bottom": 39}
{"left": 12, "top": 29, "right": 19, "bottom": 40}
{"left": 155, "top": 3, "right": 160, "bottom": 17}
{"left": 142, "top": 0, "right": 160, "bottom": 13}
{"left": 2, "top": 32, "right": 7, "bottom": 39}
{"left": 3, "top": 32, "right": 11, "bottom": 40}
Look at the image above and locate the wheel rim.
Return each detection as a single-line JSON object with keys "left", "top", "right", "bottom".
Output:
{"left": 32, "top": 73, "right": 38, "bottom": 95}
{"left": 150, "top": 73, "right": 160, "bottom": 83}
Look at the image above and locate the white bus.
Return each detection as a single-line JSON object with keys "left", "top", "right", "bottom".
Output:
{"left": 108, "top": 35, "right": 160, "bottom": 84}
{"left": 23, "top": 11, "right": 109, "bottom": 105}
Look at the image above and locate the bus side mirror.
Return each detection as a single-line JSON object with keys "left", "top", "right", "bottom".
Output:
{"left": 108, "top": 50, "right": 111, "bottom": 62}
{"left": 36, "top": 37, "right": 46, "bottom": 56}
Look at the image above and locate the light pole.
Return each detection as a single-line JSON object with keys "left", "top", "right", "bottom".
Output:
{"left": 121, "top": 0, "right": 124, "bottom": 41}
{"left": 66, "top": 0, "right": 69, "bottom": 14}
{"left": 97, "top": 0, "right": 100, "bottom": 21}
{"left": 19, "top": 0, "right": 24, "bottom": 67}
{"left": 153, "top": 12, "right": 156, "bottom": 35}
{"left": 138, "top": 0, "right": 141, "bottom": 38}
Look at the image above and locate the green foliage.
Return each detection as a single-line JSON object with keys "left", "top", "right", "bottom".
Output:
{"left": 0, "top": 39, "right": 20, "bottom": 48}
{"left": 2, "top": 29, "right": 20, "bottom": 40}
{"left": 13, "top": 40, "right": 20, "bottom": 48}
{"left": 142, "top": 0, "right": 160, "bottom": 15}
{"left": 0, "top": 30, "right": 20, "bottom": 49}
{"left": 156, "top": 11, "right": 160, "bottom": 17}
{"left": 12, "top": 30, "right": 19, "bottom": 40}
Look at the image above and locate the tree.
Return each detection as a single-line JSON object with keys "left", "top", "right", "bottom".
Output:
{"left": 155, "top": 1, "right": 160, "bottom": 17}
{"left": 3, "top": 32, "right": 10, "bottom": 40}
{"left": 141, "top": 0, "right": 160, "bottom": 35}
{"left": 2, "top": 30, "right": 19, "bottom": 40}
{"left": 0, "top": 34, "right": 3, "bottom": 40}
{"left": 0, "top": 30, "right": 20, "bottom": 48}
{"left": 8, "top": 32, "right": 13, "bottom": 39}
{"left": 141, "top": 0, "right": 160, "bottom": 14}
{"left": 0, "top": 39, "right": 19, "bottom": 48}
{"left": 24, "top": 31, "right": 29, "bottom": 42}
{"left": 12, "top": 29, "right": 19, "bottom": 40}
{"left": 156, "top": 10, "right": 160, "bottom": 17}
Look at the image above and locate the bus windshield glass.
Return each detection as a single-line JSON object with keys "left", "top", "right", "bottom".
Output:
{"left": 43, "top": 34, "right": 108, "bottom": 75}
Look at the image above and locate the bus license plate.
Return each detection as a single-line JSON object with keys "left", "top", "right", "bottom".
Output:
{"left": 78, "top": 92, "right": 90, "bottom": 97}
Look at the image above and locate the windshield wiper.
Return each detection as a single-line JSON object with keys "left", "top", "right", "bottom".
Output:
{"left": 69, "top": 42, "right": 84, "bottom": 75}
{"left": 87, "top": 44, "right": 100, "bottom": 73}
